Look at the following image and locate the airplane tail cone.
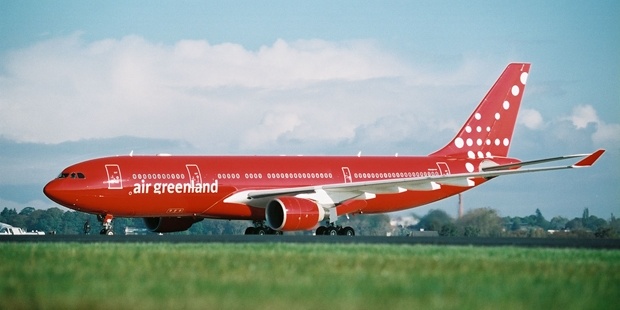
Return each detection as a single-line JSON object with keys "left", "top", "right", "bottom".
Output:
{"left": 430, "top": 63, "right": 531, "bottom": 159}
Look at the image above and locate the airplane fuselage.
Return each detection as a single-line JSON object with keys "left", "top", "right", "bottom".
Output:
{"left": 44, "top": 154, "right": 519, "bottom": 219}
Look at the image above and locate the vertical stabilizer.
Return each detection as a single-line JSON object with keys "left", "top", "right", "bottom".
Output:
{"left": 430, "top": 63, "right": 530, "bottom": 159}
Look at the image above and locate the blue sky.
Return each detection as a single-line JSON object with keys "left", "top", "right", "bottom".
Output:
{"left": 1, "top": 1, "right": 618, "bottom": 219}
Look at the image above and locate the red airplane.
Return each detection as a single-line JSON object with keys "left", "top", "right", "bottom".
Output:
{"left": 43, "top": 63, "right": 605, "bottom": 235}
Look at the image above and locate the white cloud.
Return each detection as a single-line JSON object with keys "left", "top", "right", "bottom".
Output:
{"left": 518, "top": 108, "right": 544, "bottom": 130}
{"left": 7, "top": 34, "right": 597, "bottom": 156}
{"left": 570, "top": 105, "right": 598, "bottom": 129}
{"left": 592, "top": 122, "right": 620, "bottom": 146}
{"left": 0, "top": 34, "right": 417, "bottom": 152}
{"left": 568, "top": 105, "right": 620, "bottom": 148}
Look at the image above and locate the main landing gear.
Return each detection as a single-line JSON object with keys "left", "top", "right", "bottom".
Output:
{"left": 244, "top": 220, "right": 283, "bottom": 235}
{"left": 316, "top": 224, "right": 355, "bottom": 236}
{"left": 242, "top": 221, "right": 356, "bottom": 236}
{"left": 97, "top": 214, "right": 114, "bottom": 235}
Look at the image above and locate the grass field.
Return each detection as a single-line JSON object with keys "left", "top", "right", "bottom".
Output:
{"left": 1, "top": 243, "right": 619, "bottom": 310}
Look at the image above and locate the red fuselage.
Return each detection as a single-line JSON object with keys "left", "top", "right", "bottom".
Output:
{"left": 43, "top": 154, "right": 519, "bottom": 220}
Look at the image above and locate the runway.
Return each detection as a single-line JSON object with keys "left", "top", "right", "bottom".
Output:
{"left": 1, "top": 235, "right": 619, "bottom": 249}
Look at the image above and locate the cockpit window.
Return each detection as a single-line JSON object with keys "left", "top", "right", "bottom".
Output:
{"left": 59, "top": 172, "right": 85, "bottom": 179}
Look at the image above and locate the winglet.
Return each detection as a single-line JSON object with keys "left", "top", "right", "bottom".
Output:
{"left": 573, "top": 149, "right": 605, "bottom": 167}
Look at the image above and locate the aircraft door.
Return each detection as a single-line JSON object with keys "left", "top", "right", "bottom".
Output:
{"left": 186, "top": 164, "right": 202, "bottom": 184}
{"left": 436, "top": 162, "right": 450, "bottom": 175}
{"left": 342, "top": 167, "right": 352, "bottom": 183}
{"left": 105, "top": 164, "right": 123, "bottom": 189}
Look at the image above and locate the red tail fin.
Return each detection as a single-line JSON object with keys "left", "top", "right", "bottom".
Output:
{"left": 430, "top": 63, "right": 531, "bottom": 159}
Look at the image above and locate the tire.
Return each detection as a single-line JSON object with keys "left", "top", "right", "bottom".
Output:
{"left": 326, "top": 227, "right": 338, "bottom": 236}
{"left": 244, "top": 227, "right": 256, "bottom": 235}
{"left": 342, "top": 227, "right": 355, "bottom": 236}
{"left": 316, "top": 226, "right": 327, "bottom": 235}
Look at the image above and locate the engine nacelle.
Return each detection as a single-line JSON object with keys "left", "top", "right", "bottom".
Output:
{"left": 143, "top": 217, "right": 203, "bottom": 233}
{"left": 266, "top": 196, "right": 325, "bottom": 231}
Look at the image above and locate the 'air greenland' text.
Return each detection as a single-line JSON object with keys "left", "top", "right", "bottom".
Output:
{"left": 132, "top": 180, "right": 218, "bottom": 195}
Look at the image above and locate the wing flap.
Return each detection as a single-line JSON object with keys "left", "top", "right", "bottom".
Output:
{"left": 438, "top": 178, "right": 475, "bottom": 187}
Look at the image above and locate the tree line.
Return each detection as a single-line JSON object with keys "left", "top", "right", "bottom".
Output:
{"left": 0, "top": 206, "right": 393, "bottom": 236}
{"left": 1, "top": 206, "right": 618, "bottom": 238}
{"left": 407, "top": 207, "right": 619, "bottom": 238}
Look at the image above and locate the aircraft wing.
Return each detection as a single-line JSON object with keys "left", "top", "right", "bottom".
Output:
{"left": 224, "top": 149, "right": 605, "bottom": 207}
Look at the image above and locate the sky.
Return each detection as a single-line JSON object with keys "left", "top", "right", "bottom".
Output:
{"left": 0, "top": 1, "right": 618, "bottom": 220}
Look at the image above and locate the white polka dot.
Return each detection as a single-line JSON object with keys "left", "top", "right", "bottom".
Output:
{"left": 495, "top": 113, "right": 501, "bottom": 120}
{"left": 503, "top": 101, "right": 510, "bottom": 110}
{"left": 466, "top": 138, "right": 473, "bottom": 146}
{"left": 465, "top": 126, "right": 472, "bottom": 133}
{"left": 477, "top": 151, "right": 484, "bottom": 158}
{"left": 495, "top": 139, "right": 500, "bottom": 146}
{"left": 468, "top": 151, "right": 475, "bottom": 159}
{"left": 466, "top": 162, "right": 474, "bottom": 172}
{"left": 455, "top": 137, "right": 464, "bottom": 148}
{"left": 511, "top": 85, "right": 520, "bottom": 96}
{"left": 486, "top": 139, "right": 491, "bottom": 145}
{"left": 503, "top": 138, "right": 510, "bottom": 146}
{"left": 476, "top": 138, "right": 482, "bottom": 146}
{"left": 486, "top": 152, "right": 493, "bottom": 158}
{"left": 475, "top": 113, "right": 481, "bottom": 120}
{"left": 520, "top": 72, "right": 528, "bottom": 85}
{"left": 486, "top": 126, "right": 491, "bottom": 132}
{"left": 476, "top": 126, "right": 481, "bottom": 132}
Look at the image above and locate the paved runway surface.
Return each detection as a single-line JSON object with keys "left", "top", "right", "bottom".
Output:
{"left": 1, "top": 235, "right": 619, "bottom": 249}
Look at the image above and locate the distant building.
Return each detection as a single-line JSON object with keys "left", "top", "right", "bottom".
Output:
{"left": 390, "top": 215, "right": 419, "bottom": 228}
{"left": 124, "top": 227, "right": 149, "bottom": 235}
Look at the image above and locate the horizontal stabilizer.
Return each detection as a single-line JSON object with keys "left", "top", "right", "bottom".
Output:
{"left": 482, "top": 149, "right": 605, "bottom": 172}
{"left": 573, "top": 149, "right": 605, "bottom": 167}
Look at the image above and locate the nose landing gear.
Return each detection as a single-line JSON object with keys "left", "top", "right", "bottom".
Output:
{"left": 97, "top": 214, "right": 114, "bottom": 235}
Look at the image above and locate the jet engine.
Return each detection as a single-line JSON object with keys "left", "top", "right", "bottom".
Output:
{"left": 143, "top": 217, "right": 203, "bottom": 233}
{"left": 266, "top": 196, "right": 325, "bottom": 231}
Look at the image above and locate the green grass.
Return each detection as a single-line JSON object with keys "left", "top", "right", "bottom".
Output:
{"left": 1, "top": 243, "right": 619, "bottom": 310}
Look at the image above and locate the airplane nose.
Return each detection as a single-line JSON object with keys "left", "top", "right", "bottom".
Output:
{"left": 43, "top": 180, "right": 69, "bottom": 206}
{"left": 43, "top": 181, "right": 58, "bottom": 200}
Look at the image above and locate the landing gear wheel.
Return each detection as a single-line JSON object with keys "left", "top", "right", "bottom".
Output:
{"left": 244, "top": 227, "right": 256, "bottom": 235}
{"left": 316, "top": 226, "right": 327, "bottom": 235}
{"left": 99, "top": 228, "right": 114, "bottom": 235}
{"left": 341, "top": 226, "right": 355, "bottom": 236}
{"left": 326, "top": 227, "right": 339, "bottom": 236}
{"left": 268, "top": 229, "right": 283, "bottom": 235}
{"left": 245, "top": 220, "right": 276, "bottom": 235}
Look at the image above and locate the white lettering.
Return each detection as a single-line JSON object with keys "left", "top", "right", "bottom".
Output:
{"left": 153, "top": 183, "right": 162, "bottom": 194}
{"left": 210, "top": 179, "right": 218, "bottom": 193}
{"left": 130, "top": 179, "right": 220, "bottom": 195}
